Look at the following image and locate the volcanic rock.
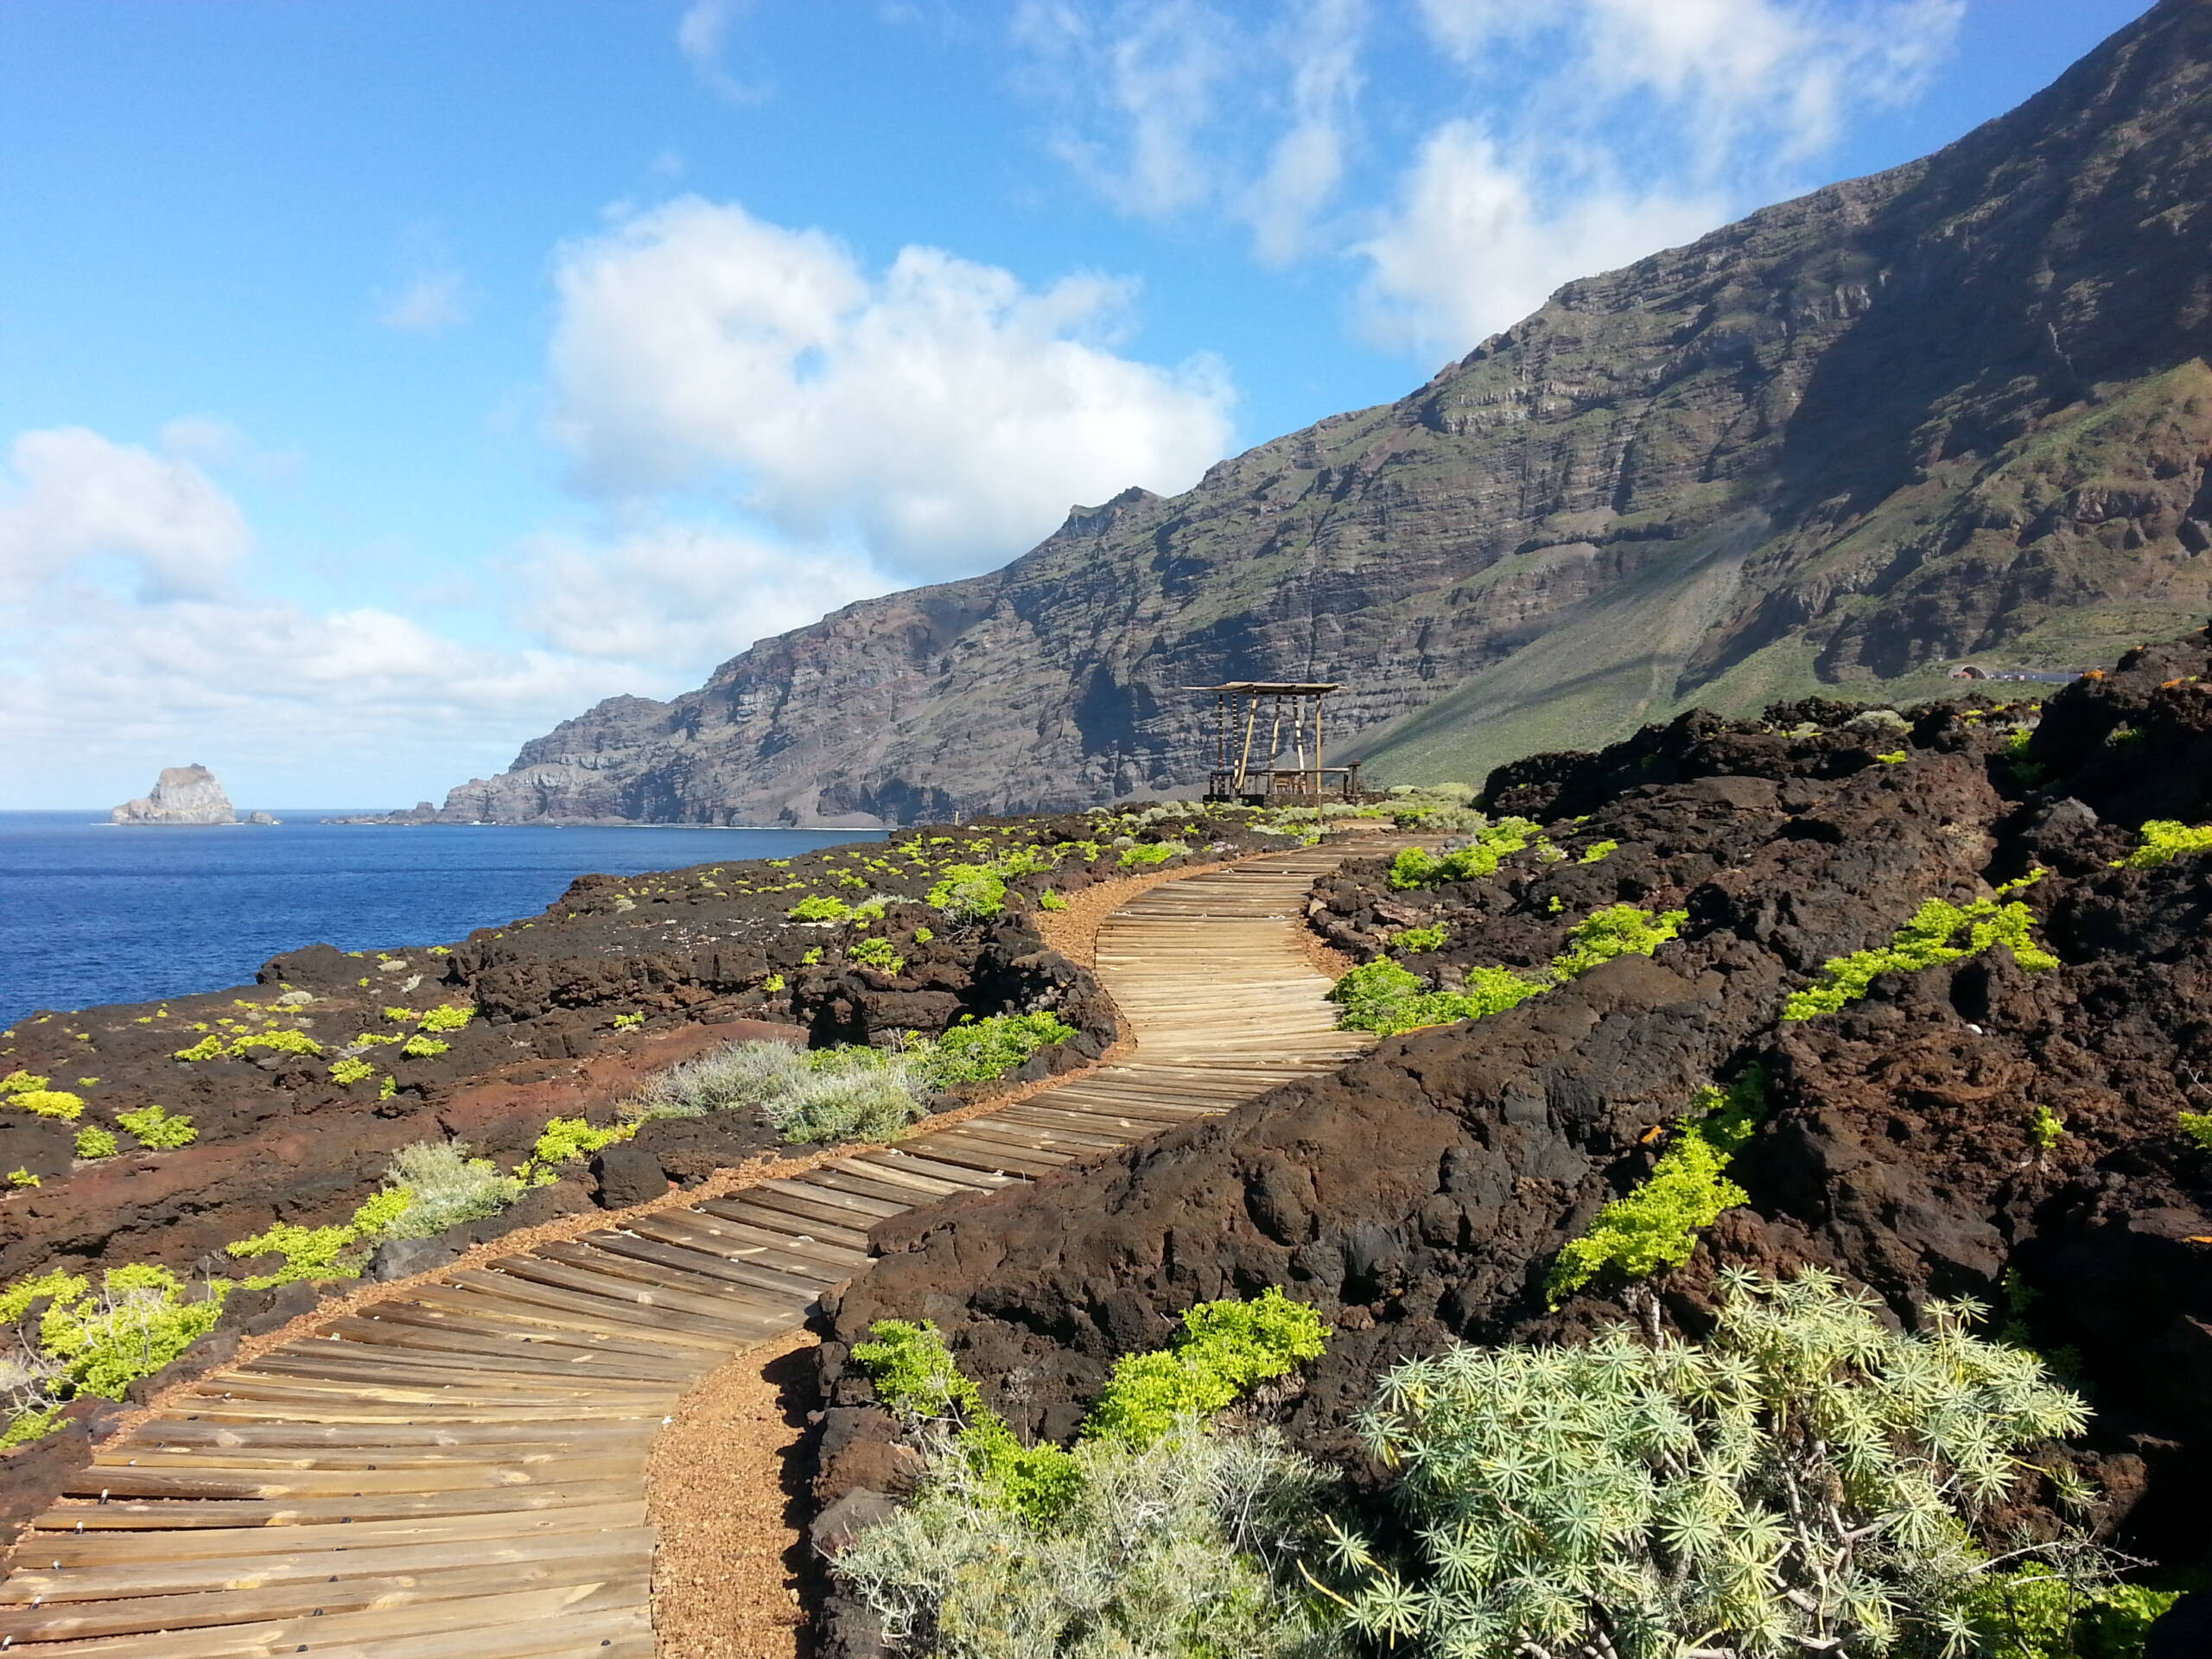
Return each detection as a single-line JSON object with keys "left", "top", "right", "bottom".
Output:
{"left": 109, "top": 764, "right": 237, "bottom": 825}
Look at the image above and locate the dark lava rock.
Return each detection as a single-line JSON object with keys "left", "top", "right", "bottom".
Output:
{"left": 591, "top": 1141, "right": 670, "bottom": 1209}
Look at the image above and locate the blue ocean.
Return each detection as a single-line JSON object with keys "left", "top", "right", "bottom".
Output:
{"left": 0, "top": 812, "right": 885, "bottom": 1026}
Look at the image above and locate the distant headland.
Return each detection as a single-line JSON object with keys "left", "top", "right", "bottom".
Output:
{"left": 109, "top": 764, "right": 279, "bottom": 825}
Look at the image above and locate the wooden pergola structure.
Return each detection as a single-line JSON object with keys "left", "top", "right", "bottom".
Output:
{"left": 1195, "top": 681, "right": 1364, "bottom": 805}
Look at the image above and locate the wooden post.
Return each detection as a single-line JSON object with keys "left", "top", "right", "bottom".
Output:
{"left": 1234, "top": 693, "right": 1260, "bottom": 795}
{"left": 1313, "top": 691, "right": 1324, "bottom": 802}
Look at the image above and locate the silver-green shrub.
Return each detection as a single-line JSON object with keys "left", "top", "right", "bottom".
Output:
{"left": 381, "top": 1140, "right": 525, "bottom": 1237}
{"left": 1325, "top": 1268, "right": 2094, "bottom": 1659}
{"left": 621, "top": 1039, "right": 811, "bottom": 1122}
{"left": 837, "top": 1418, "right": 1341, "bottom": 1659}
{"left": 765, "top": 1060, "right": 927, "bottom": 1143}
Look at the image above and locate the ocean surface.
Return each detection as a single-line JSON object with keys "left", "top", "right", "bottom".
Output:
{"left": 0, "top": 812, "right": 886, "bottom": 1026}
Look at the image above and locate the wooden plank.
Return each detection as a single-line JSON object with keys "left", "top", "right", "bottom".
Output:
{"left": 693, "top": 1200, "right": 877, "bottom": 1262}
{"left": 0, "top": 1554, "right": 648, "bottom": 1643}
{"left": 25, "top": 1503, "right": 645, "bottom": 1565}
{"left": 3, "top": 1528, "right": 657, "bottom": 1603}
{"left": 473, "top": 1256, "right": 778, "bottom": 1333}
{"left": 623, "top": 1209, "right": 856, "bottom": 1287}
{"left": 533, "top": 1240, "right": 804, "bottom": 1319}
{"left": 392, "top": 1281, "right": 732, "bottom": 1355}
{"left": 699, "top": 1198, "right": 874, "bottom": 1251}
{"left": 804, "top": 1161, "right": 971, "bottom": 1204}
{"left": 116, "top": 1419, "right": 651, "bottom": 1452}
{"left": 437, "top": 1270, "right": 749, "bottom": 1349}
{"left": 255, "top": 1332, "right": 693, "bottom": 1387}
{"left": 223, "top": 1351, "right": 679, "bottom": 1400}
{"left": 25, "top": 1482, "right": 637, "bottom": 1531}
{"left": 840, "top": 1151, "right": 1016, "bottom": 1192}
{"left": 0, "top": 1583, "right": 643, "bottom": 1658}
{"left": 752, "top": 1174, "right": 909, "bottom": 1218}
{"left": 574, "top": 1229, "right": 825, "bottom": 1305}
{"left": 899, "top": 1133, "right": 1068, "bottom": 1178}
{"left": 59, "top": 1457, "right": 641, "bottom": 1500}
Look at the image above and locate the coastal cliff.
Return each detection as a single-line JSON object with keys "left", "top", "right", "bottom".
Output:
{"left": 429, "top": 0, "right": 2212, "bottom": 825}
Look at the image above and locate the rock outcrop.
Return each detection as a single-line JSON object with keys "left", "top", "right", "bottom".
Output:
{"left": 817, "top": 622, "right": 2212, "bottom": 1585}
{"left": 109, "top": 764, "right": 237, "bottom": 825}
{"left": 428, "top": 0, "right": 2212, "bottom": 825}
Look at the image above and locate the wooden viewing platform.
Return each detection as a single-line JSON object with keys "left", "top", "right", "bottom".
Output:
{"left": 0, "top": 841, "right": 1390, "bottom": 1656}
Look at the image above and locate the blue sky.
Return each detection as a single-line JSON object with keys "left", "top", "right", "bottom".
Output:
{"left": 0, "top": 0, "right": 2152, "bottom": 809}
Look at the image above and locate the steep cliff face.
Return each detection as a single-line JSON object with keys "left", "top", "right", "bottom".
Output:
{"left": 110, "top": 765, "right": 237, "bottom": 825}
{"left": 441, "top": 0, "right": 2212, "bottom": 826}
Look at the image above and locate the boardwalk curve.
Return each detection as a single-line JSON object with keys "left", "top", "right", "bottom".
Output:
{"left": 0, "top": 843, "right": 1380, "bottom": 1656}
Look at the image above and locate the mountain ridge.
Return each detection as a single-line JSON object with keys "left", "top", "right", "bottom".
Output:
{"left": 437, "top": 0, "right": 2212, "bottom": 825}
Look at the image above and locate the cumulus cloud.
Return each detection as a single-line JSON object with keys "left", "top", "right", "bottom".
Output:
{"left": 1354, "top": 126, "right": 1726, "bottom": 358}
{"left": 509, "top": 520, "right": 887, "bottom": 669}
{"left": 0, "top": 427, "right": 251, "bottom": 603}
{"left": 547, "top": 196, "right": 1234, "bottom": 574}
{"left": 1012, "top": 0, "right": 1367, "bottom": 263}
{"left": 675, "top": 0, "right": 771, "bottom": 102}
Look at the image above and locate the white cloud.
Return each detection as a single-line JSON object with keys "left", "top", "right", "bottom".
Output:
{"left": 1355, "top": 124, "right": 1725, "bottom": 358}
{"left": 0, "top": 427, "right": 251, "bottom": 603}
{"left": 676, "top": 0, "right": 771, "bottom": 102}
{"left": 547, "top": 195, "right": 1235, "bottom": 575}
{"left": 510, "top": 520, "right": 887, "bottom": 671}
{"left": 1362, "top": 0, "right": 1965, "bottom": 354}
{"left": 377, "top": 226, "right": 471, "bottom": 334}
{"left": 1012, "top": 0, "right": 1367, "bottom": 263}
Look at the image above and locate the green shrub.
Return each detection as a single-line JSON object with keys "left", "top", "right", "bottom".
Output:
{"left": 117, "top": 1105, "right": 196, "bottom": 1149}
{"left": 2028, "top": 1104, "right": 2067, "bottom": 1150}
{"left": 170, "top": 1035, "right": 226, "bottom": 1061}
{"left": 1117, "top": 840, "right": 1186, "bottom": 868}
{"left": 2177, "top": 1111, "right": 2212, "bottom": 1151}
{"left": 766, "top": 1066, "right": 925, "bottom": 1144}
{"left": 1037, "top": 889, "right": 1069, "bottom": 911}
{"left": 1579, "top": 838, "right": 1618, "bottom": 863}
{"left": 911, "top": 1012, "right": 1075, "bottom": 1091}
{"left": 2114, "top": 818, "right": 2212, "bottom": 868}
{"left": 73, "top": 1125, "right": 118, "bottom": 1159}
{"left": 1389, "top": 923, "right": 1447, "bottom": 955}
{"left": 1548, "top": 1074, "right": 1766, "bottom": 1303}
{"left": 1328, "top": 958, "right": 1549, "bottom": 1036}
{"left": 1784, "top": 890, "right": 2058, "bottom": 1020}
{"left": 8, "top": 1168, "right": 39, "bottom": 1188}
{"left": 1969, "top": 1567, "right": 2180, "bottom": 1659}
{"left": 416, "top": 1004, "right": 475, "bottom": 1032}
{"left": 852, "top": 936, "right": 907, "bottom": 975}
{"left": 1548, "top": 903, "right": 1686, "bottom": 979}
{"left": 231, "top": 1028, "right": 324, "bottom": 1058}
{"left": 1389, "top": 818, "right": 1549, "bottom": 888}
{"left": 1082, "top": 1288, "right": 1328, "bottom": 1451}
{"left": 0, "top": 1267, "right": 230, "bottom": 1444}
{"left": 1877, "top": 749, "right": 1908, "bottom": 764}
{"left": 522, "top": 1116, "right": 632, "bottom": 1180}
{"left": 383, "top": 1140, "right": 524, "bottom": 1236}
{"left": 399, "top": 1035, "right": 448, "bottom": 1058}
{"left": 1327, "top": 1268, "right": 2096, "bottom": 1659}
{"left": 12, "top": 1089, "right": 85, "bottom": 1121}
{"left": 225, "top": 1189, "right": 413, "bottom": 1287}
{"left": 0, "top": 1071, "right": 51, "bottom": 1096}
{"left": 381, "top": 1007, "right": 420, "bottom": 1023}
{"left": 925, "top": 865, "right": 1008, "bottom": 922}
{"left": 789, "top": 894, "right": 854, "bottom": 922}
{"left": 329, "top": 1057, "right": 375, "bottom": 1086}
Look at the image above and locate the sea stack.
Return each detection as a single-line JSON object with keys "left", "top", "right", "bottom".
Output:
{"left": 111, "top": 764, "right": 238, "bottom": 825}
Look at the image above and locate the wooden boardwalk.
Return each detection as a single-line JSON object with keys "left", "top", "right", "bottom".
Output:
{"left": 0, "top": 842, "right": 1381, "bottom": 1656}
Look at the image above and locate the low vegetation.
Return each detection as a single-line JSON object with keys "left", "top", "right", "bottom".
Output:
{"left": 1783, "top": 881, "right": 2057, "bottom": 1021}
{"left": 2113, "top": 818, "right": 2212, "bottom": 868}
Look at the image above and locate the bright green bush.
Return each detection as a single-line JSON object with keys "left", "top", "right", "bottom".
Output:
{"left": 381, "top": 1007, "right": 420, "bottom": 1023}
{"left": 171, "top": 1035, "right": 226, "bottom": 1061}
{"left": 1548, "top": 903, "right": 1686, "bottom": 979}
{"left": 1117, "top": 840, "right": 1187, "bottom": 868}
{"left": 73, "top": 1125, "right": 118, "bottom": 1159}
{"left": 925, "top": 864, "right": 1008, "bottom": 922}
{"left": 226, "top": 1188, "right": 413, "bottom": 1287}
{"left": 0, "top": 1265, "right": 232, "bottom": 1448}
{"left": 2177, "top": 1111, "right": 2212, "bottom": 1151}
{"left": 329, "top": 1058, "right": 375, "bottom": 1086}
{"left": 1082, "top": 1288, "right": 1328, "bottom": 1451}
{"left": 399, "top": 1035, "right": 448, "bottom": 1058}
{"left": 382, "top": 1140, "right": 525, "bottom": 1236}
{"left": 230, "top": 1028, "right": 324, "bottom": 1058}
{"left": 1389, "top": 817, "right": 1548, "bottom": 888}
{"left": 2114, "top": 818, "right": 2212, "bottom": 868}
{"left": 2028, "top": 1104, "right": 2068, "bottom": 1150}
{"left": 912, "top": 1013, "right": 1075, "bottom": 1090}
{"left": 12, "top": 1089, "right": 85, "bottom": 1121}
{"left": 0, "top": 1071, "right": 50, "bottom": 1096}
{"left": 1969, "top": 1567, "right": 2180, "bottom": 1659}
{"left": 789, "top": 894, "right": 854, "bottom": 922}
{"left": 1783, "top": 891, "right": 2058, "bottom": 1020}
{"left": 1037, "top": 889, "right": 1069, "bottom": 911}
{"left": 1328, "top": 958, "right": 1549, "bottom": 1035}
{"left": 1548, "top": 1075, "right": 1765, "bottom": 1304}
{"left": 1328, "top": 1268, "right": 2096, "bottom": 1659}
{"left": 851, "top": 936, "right": 906, "bottom": 974}
{"left": 117, "top": 1105, "right": 196, "bottom": 1149}
{"left": 1389, "top": 923, "right": 1447, "bottom": 955}
{"left": 1579, "top": 838, "right": 1618, "bottom": 863}
{"left": 416, "top": 1004, "right": 476, "bottom": 1032}
{"left": 522, "top": 1116, "right": 633, "bottom": 1179}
